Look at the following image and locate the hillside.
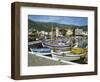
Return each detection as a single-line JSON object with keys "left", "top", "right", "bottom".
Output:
{"left": 28, "top": 19, "right": 87, "bottom": 32}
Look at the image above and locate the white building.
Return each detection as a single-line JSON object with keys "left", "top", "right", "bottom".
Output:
{"left": 75, "top": 28, "right": 83, "bottom": 35}
{"left": 56, "top": 27, "right": 59, "bottom": 37}
{"left": 66, "top": 29, "right": 73, "bottom": 35}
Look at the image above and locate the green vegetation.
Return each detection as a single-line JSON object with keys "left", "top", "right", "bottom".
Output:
{"left": 28, "top": 19, "right": 87, "bottom": 32}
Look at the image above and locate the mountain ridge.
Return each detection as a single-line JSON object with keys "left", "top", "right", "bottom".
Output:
{"left": 28, "top": 19, "right": 87, "bottom": 32}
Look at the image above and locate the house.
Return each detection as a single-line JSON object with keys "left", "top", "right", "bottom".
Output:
{"left": 75, "top": 28, "right": 83, "bottom": 35}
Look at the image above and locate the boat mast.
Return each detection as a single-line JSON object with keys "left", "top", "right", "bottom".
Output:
{"left": 51, "top": 24, "right": 53, "bottom": 41}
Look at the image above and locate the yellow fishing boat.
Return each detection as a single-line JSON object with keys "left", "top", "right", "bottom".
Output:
{"left": 71, "top": 48, "right": 87, "bottom": 54}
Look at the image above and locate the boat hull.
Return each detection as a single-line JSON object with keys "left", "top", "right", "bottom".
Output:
{"left": 52, "top": 53, "right": 80, "bottom": 61}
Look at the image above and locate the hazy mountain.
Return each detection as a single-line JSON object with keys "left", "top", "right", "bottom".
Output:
{"left": 28, "top": 19, "right": 87, "bottom": 32}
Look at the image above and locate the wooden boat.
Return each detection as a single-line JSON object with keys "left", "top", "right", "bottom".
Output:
{"left": 52, "top": 51, "right": 81, "bottom": 61}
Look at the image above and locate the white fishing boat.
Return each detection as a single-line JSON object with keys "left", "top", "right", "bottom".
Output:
{"left": 52, "top": 51, "right": 81, "bottom": 61}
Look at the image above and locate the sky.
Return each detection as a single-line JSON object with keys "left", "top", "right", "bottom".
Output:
{"left": 28, "top": 15, "right": 88, "bottom": 26}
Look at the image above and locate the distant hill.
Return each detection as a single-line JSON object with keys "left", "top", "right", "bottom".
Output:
{"left": 28, "top": 19, "right": 87, "bottom": 32}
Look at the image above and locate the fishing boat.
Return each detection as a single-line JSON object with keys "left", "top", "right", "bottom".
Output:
{"left": 30, "top": 47, "right": 51, "bottom": 56}
{"left": 52, "top": 51, "right": 81, "bottom": 61}
{"left": 42, "top": 39, "right": 71, "bottom": 49}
